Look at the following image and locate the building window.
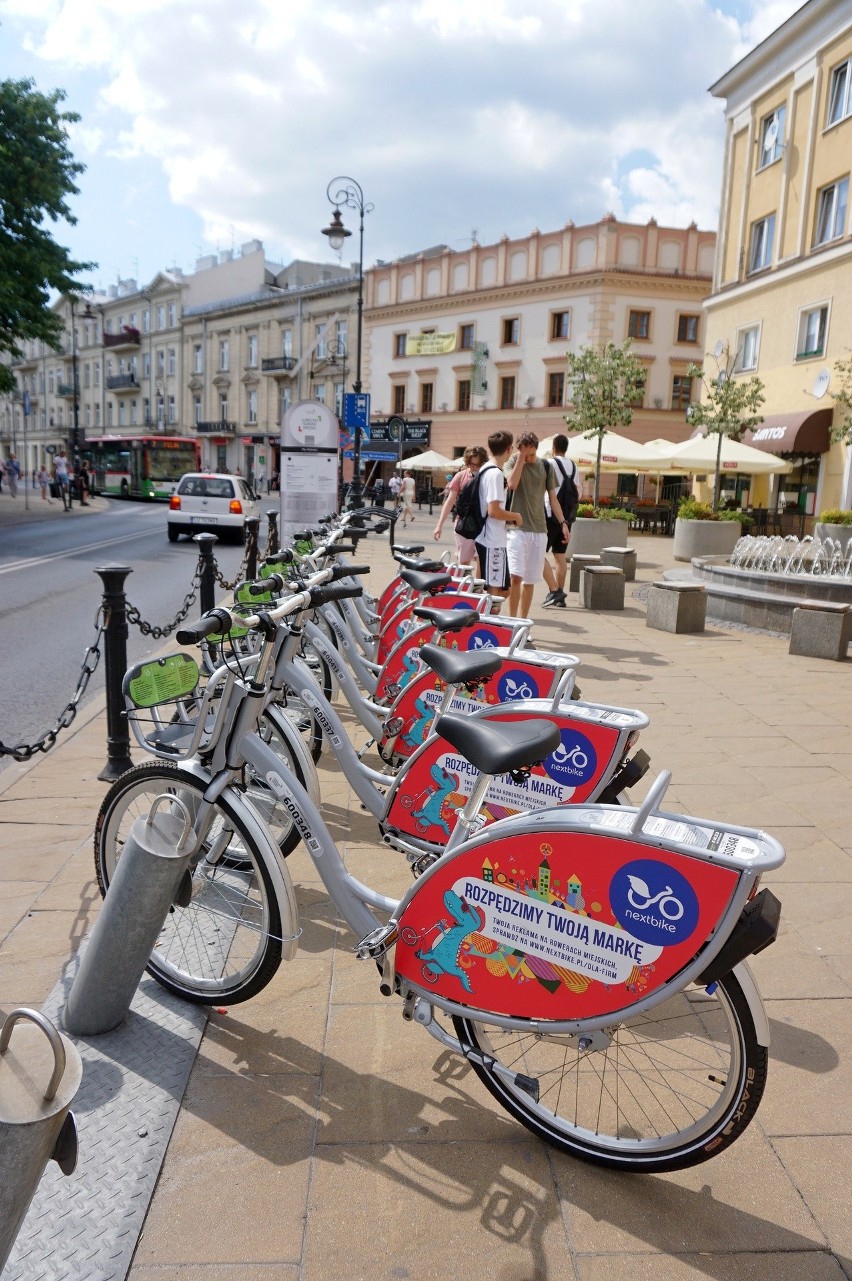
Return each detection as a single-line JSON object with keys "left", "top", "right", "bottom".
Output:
{"left": 156, "top": 349, "right": 165, "bottom": 376}
{"left": 167, "top": 347, "right": 176, "bottom": 375}
{"left": 827, "top": 58, "right": 852, "bottom": 127}
{"left": 420, "top": 381, "right": 433, "bottom": 413}
{"left": 94, "top": 402, "right": 100, "bottom": 426}
{"left": 157, "top": 305, "right": 166, "bottom": 330}
{"left": 677, "top": 314, "right": 700, "bottom": 343}
{"left": 282, "top": 328, "right": 293, "bottom": 358}
{"left": 143, "top": 352, "right": 150, "bottom": 378}
{"left": 459, "top": 323, "right": 474, "bottom": 350}
{"left": 247, "top": 334, "right": 258, "bottom": 367}
{"left": 334, "top": 382, "right": 344, "bottom": 416}
{"left": 628, "top": 310, "right": 651, "bottom": 340}
{"left": 814, "top": 178, "right": 849, "bottom": 246}
{"left": 143, "top": 397, "right": 150, "bottom": 424}
{"left": 219, "top": 339, "right": 229, "bottom": 371}
{"left": 551, "top": 311, "right": 570, "bottom": 340}
{"left": 457, "top": 379, "right": 471, "bottom": 411}
{"left": 499, "top": 375, "right": 516, "bottom": 409}
{"left": 547, "top": 371, "right": 565, "bottom": 407}
{"left": 193, "top": 344, "right": 203, "bottom": 374}
{"left": 193, "top": 396, "right": 201, "bottom": 424}
{"left": 394, "top": 333, "right": 407, "bottom": 357}
{"left": 84, "top": 363, "right": 91, "bottom": 387}
{"left": 796, "top": 305, "right": 828, "bottom": 360}
{"left": 118, "top": 400, "right": 126, "bottom": 426}
{"left": 280, "top": 386, "right": 291, "bottom": 415}
{"left": 315, "top": 323, "right": 327, "bottom": 359}
{"left": 168, "top": 302, "right": 177, "bottom": 327}
{"left": 748, "top": 213, "right": 775, "bottom": 273}
{"left": 737, "top": 326, "right": 760, "bottom": 372}
{"left": 335, "top": 319, "right": 347, "bottom": 351}
{"left": 142, "top": 309, "right": 150, "bottom": 334}
{"left": 247, "top": 389, "right": 257, "bottom": 423}
{"left": 219, "top": 392, "right": 228, "bottom": 420}
{"left": 757, "top": 105, "right": 786, "bottom": 168}
{"left": 502, "top": 317, "right": 519, "bottom": 345}
{"left": 392, "top": 384, "right": 406, "bottom": 414}
{"left": 313, "top": 383, "right": 326, "bottom": 404}
{"left": 671, "top": 375, "right": 692, "bottom": 410}
{"left": 130, "top": 399, "right": 137, "bottom": 426}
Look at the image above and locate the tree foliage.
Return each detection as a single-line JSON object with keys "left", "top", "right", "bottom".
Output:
{"left": 829, "top": 354, "right": 852, "bottom": 448}
{"left": 564, "top": 341, "right": 646, "bottom": 504}
{"left": 686, "top": 347, "right": 765, "bottom": 510}
{"left": 0, "top": 78, "right": 93, "bottom": 392}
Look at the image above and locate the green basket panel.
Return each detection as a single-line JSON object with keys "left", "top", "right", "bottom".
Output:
{"left": 126, "top": 653, "right": 200, "bottom": 708}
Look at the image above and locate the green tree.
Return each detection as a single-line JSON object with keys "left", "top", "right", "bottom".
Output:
{"left": 0, "top": 77, "right": 93, "bottom": 393}
{"left": 686, "top": 344, "right": 765, "bottom": 511}
{"left": 829, "top": 354, "right": 852, "bottom": 448}
{"left": 564, "top": 340, "right": 646, "bottom": 505}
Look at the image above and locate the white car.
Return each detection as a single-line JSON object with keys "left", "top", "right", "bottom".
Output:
{"left": 167, "top": 473, "right": 260, "bottom": 544}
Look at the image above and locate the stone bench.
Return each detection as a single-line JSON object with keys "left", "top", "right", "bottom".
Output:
{"left": 601, "top": 545, "right": 637, "bottom": 581}
{"left": 789, "top": 601, "right": 851, "bottom": 661}
{"left": 581, "top": 565, "right": 625, "bottom": 611}
{"left": 569, "top": 554, "right": 601, "bottom": 592}
{"left": 646, "top": 581, "right": 707, "bottom": 633}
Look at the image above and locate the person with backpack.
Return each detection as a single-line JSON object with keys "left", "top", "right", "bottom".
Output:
{"left": 542, "top": 433, "right": 580, "bottom": 608}
{"left": 432, "top": 445, "right": 487, "bottom": 565}
{"left": 503, "top": 431, "right": 571, "bottom": 618}
{"left": 453, "top": 430, "right": 520, "bottom": 598}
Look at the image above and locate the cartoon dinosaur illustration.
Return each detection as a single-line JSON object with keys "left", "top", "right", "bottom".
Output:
{"left": 412, "top": 762, "right": 459, "bottom": 837}
{"left": 415, "top": 890, "right": 484, "bottom": 992}
{"left": 396, "top": 648, "right": 422, "bottom": 691}
{"left": 402, "top": 692, "right": 436, "bottom": 749}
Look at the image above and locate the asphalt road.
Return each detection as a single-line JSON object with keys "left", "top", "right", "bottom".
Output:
{"left": 0, "top": 498, "right": 254, "bottom": 771}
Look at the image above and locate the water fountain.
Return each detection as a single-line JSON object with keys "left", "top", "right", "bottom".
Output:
{"left": 674, "top": 534, "right": 852, "bottom": 633}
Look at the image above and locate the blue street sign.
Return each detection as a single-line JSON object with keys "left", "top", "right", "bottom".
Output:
{"left": 22, "top": 391, "right": 30, "bottom": 416}
{"left": 343, "top": 393, "right": 370, "bottom": 431}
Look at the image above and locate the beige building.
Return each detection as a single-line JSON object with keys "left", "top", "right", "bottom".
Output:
{"left": 363, "top": 217, "right": 716, "bottom": 492}
{"left": 705, "top": 0, "right": 852, "bottom": 520}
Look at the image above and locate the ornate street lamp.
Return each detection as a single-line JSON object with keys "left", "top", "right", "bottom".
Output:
{"left": 69, "top": 293, "right": 94, "bottom": 457}
{"left": 322, "top": 176, "right": 372, "bottom": 510}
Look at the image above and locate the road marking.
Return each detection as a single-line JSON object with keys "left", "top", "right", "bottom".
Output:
{"left": 0, "top": 528, "right": 164, "bottom": 576}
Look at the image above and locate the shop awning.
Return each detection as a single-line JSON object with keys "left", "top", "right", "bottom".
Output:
{"left": 743, "top": 408, "right": 833, "bottom": 455}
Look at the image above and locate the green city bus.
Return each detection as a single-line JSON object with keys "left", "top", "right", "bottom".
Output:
{"left": 82, "top": 435, "right": 201, "bottom": 500}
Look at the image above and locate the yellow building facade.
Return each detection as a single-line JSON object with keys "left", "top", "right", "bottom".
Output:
{"left": 706, "top": 0, "right": 852, "bottom": 523}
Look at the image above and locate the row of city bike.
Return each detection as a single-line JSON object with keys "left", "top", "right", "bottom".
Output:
{"left": 93, "top": 506, "right": 785, "bottom": 1173}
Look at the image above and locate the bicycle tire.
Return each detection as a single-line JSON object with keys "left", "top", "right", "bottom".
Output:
{"left": 94, "top": 761, "right": 283, "bottom": 1004}
{"left": 453, "top": 970, "right": 766, "bottom": 1172}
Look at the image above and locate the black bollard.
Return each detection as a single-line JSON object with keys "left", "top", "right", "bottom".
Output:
{"left": 244, "top": 517, "right": 259, "bottom": 582}
{"left": 266, "top": 509, "right": 279, "bottom": 557}
{"left": 96, "top": 565, "right": 134, "bottom": 782}
{"left": 194, "top": 533, "right": 218, "bottom": 615}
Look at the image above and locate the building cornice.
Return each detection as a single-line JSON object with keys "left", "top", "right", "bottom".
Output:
{"left": 706, "top": 239, "right": 852, "bottom": 310}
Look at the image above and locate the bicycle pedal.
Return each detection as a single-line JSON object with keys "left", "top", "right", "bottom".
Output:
{"left": 355, "top": 921, "right": 398, "bottom": 959}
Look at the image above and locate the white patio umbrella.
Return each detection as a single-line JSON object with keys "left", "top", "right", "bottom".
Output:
{"left": 394, "top": 450, "right": 457, "bottom": 471}
{"left": 537, "top": 432, "right": 668, "bottom": 471}
{"left": 666, "top": 434, "right": 794, "bottom": 475}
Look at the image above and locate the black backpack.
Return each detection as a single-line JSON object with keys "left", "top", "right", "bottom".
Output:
{"left": 550, "top": 456, "right": 580, "bottom": 525}
{"left": 454, "top": 463, "right": 498, "bottom": 540}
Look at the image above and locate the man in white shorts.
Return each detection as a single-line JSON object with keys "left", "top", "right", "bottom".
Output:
{"left": 504, "top": 431, "right": 570, "bottom": 617}
{"left": 474, "top": 430, "right": 521, "bottom": 598}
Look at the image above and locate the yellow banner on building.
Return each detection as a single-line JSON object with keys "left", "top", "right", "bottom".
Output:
{"left": 405, "top": 332, "right": 457, "bottom": 356}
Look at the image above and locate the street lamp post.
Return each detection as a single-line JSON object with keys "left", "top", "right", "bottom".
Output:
{"left": 68, "top": 294, "right": 94, "bottom": 458}
{"left": 321, "top": 176, "right": 372, "bottom": 510}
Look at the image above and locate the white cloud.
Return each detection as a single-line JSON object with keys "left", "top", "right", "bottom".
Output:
{"left": 0, "top": 0, "right": 806, "bottom": 280}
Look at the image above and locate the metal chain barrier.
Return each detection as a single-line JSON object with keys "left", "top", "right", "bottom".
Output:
{"left": 124, "top": 558, "right": 203, "bottom": 639}
{"left": 210, "top": 551, "right": 250, "bottom": 593}
{"left": 209, "top": 521, "right": 259, "bottom": 592}
{"left": 0, "top": 608, "right": 105, "bottom": 762}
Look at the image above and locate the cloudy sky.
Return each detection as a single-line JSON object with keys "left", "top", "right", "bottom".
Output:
{"left": 1, "top": 0, "right": 804, "bottom": 291}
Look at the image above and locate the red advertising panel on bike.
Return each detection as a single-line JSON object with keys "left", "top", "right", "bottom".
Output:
{"left": 395, "top": 831, "right": 740, "bottom": 1021}
{"left": 377, "top": 591, "right": 485, "bottom": 665}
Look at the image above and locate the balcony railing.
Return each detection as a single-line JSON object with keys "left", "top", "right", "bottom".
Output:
{"left": 103, "top": 326, "right": 141, "bottom": 349}
{"left": 196, "top": 420, "right": 238, "bottom": 434}
{"left": 57, "top": 381, "right": 79, "bottom": 398}
{"left": 261, "top": 356, "right": 296, "bottom": 374}
{"left": 106, "top": 373, "right": 140, "bottom": 392}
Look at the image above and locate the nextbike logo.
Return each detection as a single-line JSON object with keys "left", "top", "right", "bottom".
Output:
{"left": 469, "top": 628, "right": 499, "bottom": 651}
{"left": 543, "top": 728, "right": 597, "bottom": 785}
{"left": 497, "top": 668, "right": 540, "bottom": 702}
{"left": 609, "top": 859, "right": 699, "bottom": 947}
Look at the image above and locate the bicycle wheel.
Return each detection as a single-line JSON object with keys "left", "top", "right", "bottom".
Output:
{"left": 95, "top": 761, "right": 282, "bottom": 1004}
{"left": 453, "top": 971, "right": 766, "bottom": 1173}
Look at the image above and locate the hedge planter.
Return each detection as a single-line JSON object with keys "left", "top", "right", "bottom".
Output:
{"left": 673, "top": 517, "right": 741, "bottom": 563}
{"left": 569, "top": 517, "right": 629, "bottom": 558}
{"left": 815, "top": 523, "right": 852, "bottom": 554}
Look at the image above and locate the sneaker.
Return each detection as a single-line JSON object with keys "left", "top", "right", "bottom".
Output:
{"left": 541, "top": 590, "right": 559, "bottom": 608}
{"left": 554, "top": 590, "right": 567, "bottom": 607}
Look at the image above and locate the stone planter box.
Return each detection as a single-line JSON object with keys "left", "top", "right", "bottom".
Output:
{"left": 673, "top": 517, "right": 741, "bottom": 563}
{"left": 815, "top": 522, "right": 852, "bottom": 553}
{"left": 569, "top": 517, "right": 631, "bottom": 558}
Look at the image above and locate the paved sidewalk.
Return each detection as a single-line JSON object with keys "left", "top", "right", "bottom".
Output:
{"left": 1, "top": 521, "right": 850, "bottom": 1280}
